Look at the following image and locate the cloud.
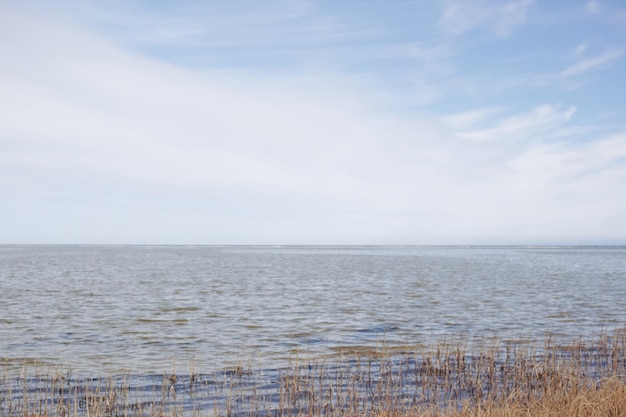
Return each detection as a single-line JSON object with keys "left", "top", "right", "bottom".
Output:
{"left": 1, "top": 3, "right": 625, "bottom": 245}
{"left": 0, "top": 7, "right": 446, "bottom": 241}
{"left": 574, "top": 42, "right": 588, "bottom": 56}
{"left": 453, "top": 105, "right": 577, "bottom": 143}
{"left": 439, "top": 0, "right": 533, "bottom": 37}
{"left": 561, "top": 49, "right": 623, "bottom": 77}
{"left": 440, "top": 107, "right": 503, "bottom": 129}
{"left": 25, "top": 0, "right": 366, "bottom": 51}
{"left": 586, "top": 1, "right": 600, "bottom": 14}
{"left": 404, "top": 42, "right": 452, "bottom": 64}
{"left": 502, "top": 133, "right": 626, "bottom": 233}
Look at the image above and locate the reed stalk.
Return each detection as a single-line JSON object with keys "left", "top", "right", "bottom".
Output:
{"left": 1, "top": 328, "right": 624, "bottom": 417}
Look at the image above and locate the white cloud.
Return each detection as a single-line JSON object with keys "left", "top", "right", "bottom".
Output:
{"left": 586, "top": 1, "right": 600, "bottom": 14}
{"left": 561, "top": 49, "right": 623, "bottom": 77}
{"left": 439, "top": 0, "right": 533, "bottom": 37}
{"left": 507, "top": 134, "right": 626, "bottom": 182}
{"left": 454, "top": 105, "right": 576, "bottom": 143}
{"left": 25, "top": 0, "right": 357, "bottom": 49}
{"left": 404, "top": 42, "right": 451, "bottom": 64}
{"left": 1, "top": 3, "right": 625, "bottom": 244}
{"left": 440, "top": 107, "right": 503, "bottom": 129}
{"left": 0, "top": 8, "right": 443, "bottom": 240}
{"left": 502, "top": 133, "right": 626, "bottom": 234}
{"left": 574, "top": 42, "right": 588, "bottom": 56}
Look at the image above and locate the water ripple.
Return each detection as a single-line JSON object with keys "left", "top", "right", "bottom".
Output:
{"left": 0, "top": 245, "right": 624, "bottom": 374}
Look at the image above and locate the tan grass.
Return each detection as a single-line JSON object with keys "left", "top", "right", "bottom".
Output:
{"left": 392, "top": 376, "right": 626, "bottom": 417}
{"left": 2, "top": 328, "right": 624, "bottom": 417}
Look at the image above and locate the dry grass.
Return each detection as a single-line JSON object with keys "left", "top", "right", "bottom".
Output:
{"left": 1, "top": 328, "right": 625, "bottom": 417}
{"left": 386, "top": 376, "right": 626, "bottom": 417}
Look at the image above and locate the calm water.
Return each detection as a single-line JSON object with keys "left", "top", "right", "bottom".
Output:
{"left": 1, "top": 245, "right": 625, "bottom": 375}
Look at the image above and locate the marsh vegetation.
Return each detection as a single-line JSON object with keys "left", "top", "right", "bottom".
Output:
{"left": 2, "top": 329, "right": 625, "bottom": 417}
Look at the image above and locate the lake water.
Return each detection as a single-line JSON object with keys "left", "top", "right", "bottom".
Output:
{"left": 1, "top": 245, "right": 625, "bottom": 375}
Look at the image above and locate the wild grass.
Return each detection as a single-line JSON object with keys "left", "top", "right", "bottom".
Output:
{"left": 1, "top": 328, "right": 624, "bottom": 417}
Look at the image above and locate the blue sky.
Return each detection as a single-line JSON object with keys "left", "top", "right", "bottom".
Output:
{"left": 1, "top": 0, "right": 625, "bottom": 244}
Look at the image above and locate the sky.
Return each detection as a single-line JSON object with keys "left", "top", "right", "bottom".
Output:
{"left": 1, "top": 0, "right": 625, "bottom": 245}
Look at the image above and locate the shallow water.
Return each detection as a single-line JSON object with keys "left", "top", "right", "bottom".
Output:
{"left": 3, "top": 331, "right": 625, "bottom": 417}
{"left": 1, "top": 245, "right": 625, "bottom": 374}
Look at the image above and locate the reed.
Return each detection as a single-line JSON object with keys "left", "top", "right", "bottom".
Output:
{"left": 1, "top": 328, "right": 624, "bottom": 417}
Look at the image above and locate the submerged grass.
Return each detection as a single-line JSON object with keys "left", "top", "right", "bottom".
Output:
{"left": 1, "top": 328, "right": 625, "bottom": 417}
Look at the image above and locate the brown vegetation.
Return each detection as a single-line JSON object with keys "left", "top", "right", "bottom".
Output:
{"left": 2, "top": 329, "right": 624, "bottom": 417}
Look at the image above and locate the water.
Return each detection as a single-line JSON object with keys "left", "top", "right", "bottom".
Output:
{"left": 1, "top": 245, "right": 625, "bottom": 375}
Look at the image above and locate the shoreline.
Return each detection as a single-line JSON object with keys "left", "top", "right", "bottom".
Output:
{"left": 2, "top": 329, "right": 624, "bottom": 417}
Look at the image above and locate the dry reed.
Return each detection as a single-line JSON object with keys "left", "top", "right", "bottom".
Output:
{"left": 1, "top": 328, "right": 624, "bottom": 417}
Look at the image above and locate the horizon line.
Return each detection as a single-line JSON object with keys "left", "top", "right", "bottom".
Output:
{"left": 1, "top": 243, "right": 625, "bottom": 248}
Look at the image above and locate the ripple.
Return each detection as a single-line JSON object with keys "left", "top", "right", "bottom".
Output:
{"left": 1, "top": 245, "right": 625, "bottom": 375}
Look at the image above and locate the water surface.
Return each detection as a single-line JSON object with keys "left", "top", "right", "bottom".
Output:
{"left": 1, "top": 245, "right": 624, "bottom": 374}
